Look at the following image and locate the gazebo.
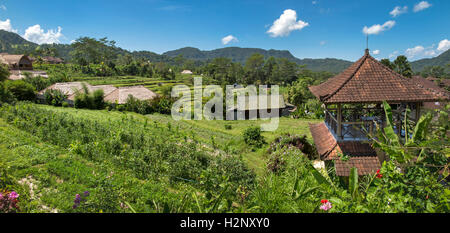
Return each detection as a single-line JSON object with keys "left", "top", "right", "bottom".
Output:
{"left": 308, "top": 49, "right": 448, "bottom": 177}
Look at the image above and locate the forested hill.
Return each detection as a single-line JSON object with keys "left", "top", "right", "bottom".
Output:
{"left": 163, "top": 47, "right": 353, "bottom": 73}
{"left": 411, "top": 49, "right": 450, "bottom": 72}
{"left": 0, "top": 29, "right": 73, "bottom": 59}
{"left": 0, "top": 29, "right": 37, "bottom": 53}
{"left": 163, "top": 47, "right": 298, "bottom": 63}
{"left": 1, "top": 29, "right": 448, "bottom": 73}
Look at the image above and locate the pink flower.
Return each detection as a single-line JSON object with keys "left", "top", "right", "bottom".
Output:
{"left": 320, "top": 201, "right": 332, "bottom": 211}
{"left": 8, "top": 191, "right": 19, "bottom": 200}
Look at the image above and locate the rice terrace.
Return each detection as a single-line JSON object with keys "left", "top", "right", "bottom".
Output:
{"left": 0, "top": 0, "right": 449, "bottom": 222}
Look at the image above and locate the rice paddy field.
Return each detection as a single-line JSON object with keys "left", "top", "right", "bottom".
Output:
{"left": 0, "top": 103, "right": 322, "bottom": 213}
{"left": 72, "top": 75, "right": 209, "bottom": 96}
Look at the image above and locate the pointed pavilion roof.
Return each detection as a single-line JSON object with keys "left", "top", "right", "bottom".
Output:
{"left": 309, "top": 49, "right": 449, "bottom": 104}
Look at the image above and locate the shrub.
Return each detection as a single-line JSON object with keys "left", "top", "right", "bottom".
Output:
{"left": 44, "top": 89, "right": 67, "bottom": 106}
{"left": 92, "top": 89, "right": 105, "bottom": 110}
{"left": 0, "top": 190, "right": 20, "bottom": 213}
{"left": 23, "top": 76, "right": 50, "bottom": 91}
{"left": 74, "top": 84, "right": 105, "bottom": 110}
{"left": 5, "top": 80, "right": 36, "bottom": 101}
{"left": 0, "top": 82, "right": 15, "bottom": 104}
{"left": 291, "top": 99, "right": 324, "bottom": 119}
{"left": 123, "top": 95, "right": 174, "bottom": 115}
{"left": 150, "top": 96, "right": 173, "bottom": 115}
{"left": 243, "top": 126, "right": 265, "bottom": 148}
{"left": 0, "top": 64, "right": 9, "bottom": 82}
{"left": 268, "top": 134, "right": 316, "bottom": 159}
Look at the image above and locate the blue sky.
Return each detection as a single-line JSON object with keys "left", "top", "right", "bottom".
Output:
{"left": 0, "top": 0, "right": 449, "bottom": 61}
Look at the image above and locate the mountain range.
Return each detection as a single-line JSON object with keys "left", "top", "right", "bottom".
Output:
{"left": 0, "top": 30, "right": 448, "bottom": 73}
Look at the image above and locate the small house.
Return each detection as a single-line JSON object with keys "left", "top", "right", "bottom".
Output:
{"left": 42, "top": 56, "right": 65, "bottom": 64}
{"left": 38, "top": 82, "right": 117, "bottom": 105}
{"left": 410, "top": 76, "right": 449, "bottom": 110}
{"left": 104, "top": 86, "right": 159, "bottom": 105}
{"left": 0, "top": 53, "right": 49, "bottom": 80}
{"left": 0, "top": 53, "right": 33, "bottom": 70}
{"left": 226, "top": 94, "right": 294, "bottom": 120}
{"left": 181, "top": 70, "right": 193, "bottom": 75}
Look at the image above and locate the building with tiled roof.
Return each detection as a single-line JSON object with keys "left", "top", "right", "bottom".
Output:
{"left": 410, "top": 76, "right": 449, "bottom": 110}
{"left": 104, "top": 86, "right": 159, "bottom": 105}
{"left": 309, "top": 50, "right": 445, "bottom": 104}
{"left": 308, "top": 49, "right": 448, "bottom": 177}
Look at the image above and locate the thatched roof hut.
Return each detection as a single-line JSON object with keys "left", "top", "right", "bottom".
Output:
{"left": 42, "top": 56, "right": 65, "bottom": 64}
{"left": 0, "top": 53, "right": 33, "bottom": 70}
{"left": 104, "top": 86, "right": 159, "bottom": 104}
{"left": 37, "top": 82, "right": 118, "bottom": 105}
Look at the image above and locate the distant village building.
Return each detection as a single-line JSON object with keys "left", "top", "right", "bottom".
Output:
{"left": 0, "top": 53, "right": 48, "bottom": 80}
{"left": 426, "top": 77, "right": 450, "bottom": 91}
{"left": 226, "top": 94, "right": 295, "bottom": 120}
{"left": 181, "top": 70, "right": 193, "bottom": 75}
{"left": 307, "top": 49, "right": 448, "bottom": 177}
{"left": 410, "top": 76, "right": 449, "bottom": 110}
{"left": 0, "top": 53, "right": 33, "bottom": 70}
{"left": 42, "top": 56, "right": 65, "bottom": 64}
{"left": 38, "top": 82, "right": 158, "bottom": 105}
{"left": 103, "top": 86, "right": 159, "bottom": 105}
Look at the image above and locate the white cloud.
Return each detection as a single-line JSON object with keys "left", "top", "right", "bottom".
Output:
{"left": 405, "top": 46, "right": 425, "bottom": 58}
{"left": 23, "top": 25, "right": 63, "bottom": 44}
{"left": 0, "top": 5, "right": 6, "bottom": 11}
{"left": 312, "top": 1, "right": 317, "bottom": 5}
{"left": 222, "top": 35, "right": 238, "bottom": 45}
{"left": 437, "top": 39, "right": 450, "bottom": 52}
{"left": 320, "top": 41, "right": 326, "bottom": 46}
{"left": 390, "top": 6, "right": 408, "bottom": 17}
{"left": 404, "top": 45, "right": 436, "bottom": 59}
{"left": 267, "top": 9, "right": 309, "bottom": 37}
{"left": 372, "top": 50, "right": 380, "bottom": 55}
{"left": 389, "top": 51, "right": 399, "bottom": 59}
{"left": 0, "top": 19, "right": 17, "bottom": 33}
{"left": 413, "top": 1, "right": 431, "bottom": 12}
{"left": 404, "top": 39, "right": 449, "bottom": 59}
{"left": 362, "top": 20, "right": 395, "bottom": 35}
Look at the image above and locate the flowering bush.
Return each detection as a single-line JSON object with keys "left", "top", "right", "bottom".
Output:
{"left": 0, "top": 190, "right": 20, "bottom": 213}
{"left": 320, "top": 199, "right": 332, "bottom": 211}
{"left": 72, "top": 191, "right": 90, "bottom": 211}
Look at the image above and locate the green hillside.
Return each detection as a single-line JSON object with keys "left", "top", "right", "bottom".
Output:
{"left": 163, "top": 47, "right": 353, "bottom": 73}
{"left": 0, "top": 29, "right": 37, "bottom": 53}
{"left": 411, "top": 49, "right": 450, "bottom": 72}
{"left": 2, "top": 29, "right": 448, "bottom": 74}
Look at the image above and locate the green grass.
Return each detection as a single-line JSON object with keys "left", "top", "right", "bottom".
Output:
{"left": 0, "top": 103, "right": 322, "bottom": 212}
{"left": 35, "top": 104, "right": 320, "bottom": 173}
{"left": 143, "top": 114, "right": 321, "bottom": 173}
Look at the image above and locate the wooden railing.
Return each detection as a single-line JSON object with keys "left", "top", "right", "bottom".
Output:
{"left": 325, "top": 110, "right": 338, "bottom": 135}
{"left": 325, "top": 110, "right": 380, "bottom": 141}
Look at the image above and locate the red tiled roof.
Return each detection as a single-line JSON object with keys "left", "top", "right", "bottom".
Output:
{"left": 309, "top": 122, "right": 381, "bottom": 176}
{"left": 309, "top": 123, "right": 338, "bottom": 160}
{"left": 335, "top": 157, "right": 381, "bottom": 176}
{"left": 309, "top": 50, "right": 448, "bottom": 104}
{"left": 411, "top": 76, "right": 449, "bottom": 98}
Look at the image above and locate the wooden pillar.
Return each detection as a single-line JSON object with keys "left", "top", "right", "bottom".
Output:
{"left": 415, "top": 102, "right": 421, "bottom": 122}
{"left": 337, "top": 104, "right": 342, "bottom": 139}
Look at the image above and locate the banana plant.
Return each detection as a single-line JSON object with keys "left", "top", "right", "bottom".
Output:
{"left": 370, "top": 101, "right": 433, "bottom": 164}
{"left": 349, "top": 167, "right": 359, "bottom": 200}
